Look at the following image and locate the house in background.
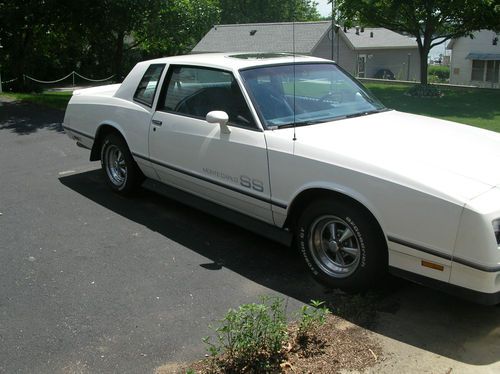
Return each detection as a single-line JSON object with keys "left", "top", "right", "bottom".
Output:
{"left": 447, "top": 30, "right": 500, "bottom": 88}
{"left": 192, "top": 21, "right": 420, "bottom": 81}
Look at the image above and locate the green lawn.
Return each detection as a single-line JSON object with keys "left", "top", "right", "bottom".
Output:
{"left": 0, "top": 91, "right": 72, "bottom": 111}
{"left": 364, "top": 83, "right": 500, "bottom": 132}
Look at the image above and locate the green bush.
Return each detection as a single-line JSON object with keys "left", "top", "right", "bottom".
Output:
{"left": 202, "top": 297, "right": 331, "bottom": 373}
{"left": 203, "top": 296, "right": 288, "bottom": 372}
{"left": 405, "top": 84, "right": 442, "bottom": 97}
{"left": 428, "top": 65, "right": 450, "bottom": 83}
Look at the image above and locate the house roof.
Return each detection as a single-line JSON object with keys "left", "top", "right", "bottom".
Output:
{"left": 192, "top": 22, "right": 331, "bottom": 54}
{"left": 192, "top": 21, "right": 418, "bottom": 54}
{"left": 342, "top": 27, "right": 417, "bottom": 50}
{"left": 447, "top": 30, "right": 500, "bottom": 50}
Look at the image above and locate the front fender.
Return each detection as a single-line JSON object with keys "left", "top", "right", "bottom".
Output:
{"left": 287, "top": 181, "right": 388, "bottom": 236}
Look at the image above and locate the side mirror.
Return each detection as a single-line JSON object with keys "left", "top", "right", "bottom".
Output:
{"left": 206, "top": 111, "right": 230, "bottom": 134}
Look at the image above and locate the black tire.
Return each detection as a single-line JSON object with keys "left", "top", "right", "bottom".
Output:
{"left": 296, "top": 199, "right": 387, "bottom": 291}
{"left": 100, "top": 133, "right": 143, "bottom": 195}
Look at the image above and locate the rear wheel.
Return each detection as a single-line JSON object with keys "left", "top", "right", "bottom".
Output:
{"left": 296, "top": 199, "right": 386, "bottom": 291}
{"left": 100, "top": 133, "right": 143, "bottom": 194}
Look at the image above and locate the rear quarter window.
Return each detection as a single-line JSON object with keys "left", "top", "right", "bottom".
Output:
{"left": 133, "top": 64, "right": 165, "bottom": 107}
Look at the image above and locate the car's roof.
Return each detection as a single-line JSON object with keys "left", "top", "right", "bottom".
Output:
{"left": 143, "top": 52, "right": 330, "bottom": 71}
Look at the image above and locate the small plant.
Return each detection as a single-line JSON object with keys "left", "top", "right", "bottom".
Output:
{"left": 203, "top": 296, "right": 288, "bottom": 372}
{"left": 297, "top": 300, "right": 331, "bottom": 340}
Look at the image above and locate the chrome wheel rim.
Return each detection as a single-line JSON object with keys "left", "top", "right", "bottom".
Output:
{"left": 308, "top": 215, "right": 361, "bottom": 278}
{"left": 104, "top": 145, "right": 127, "bottom": 187}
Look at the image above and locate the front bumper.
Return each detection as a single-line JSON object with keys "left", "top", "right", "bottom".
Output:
{"left": 390, "top": 266, "right": 500, "bottom": 305}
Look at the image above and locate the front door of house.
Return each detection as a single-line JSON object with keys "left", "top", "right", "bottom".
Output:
{"left": 357, "top": 55, "right": 367, "bottom": 78}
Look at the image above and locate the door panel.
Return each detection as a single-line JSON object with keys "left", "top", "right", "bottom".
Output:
{"left": 149, "top": 111, "right": 273, "bottom": 223}
{"left": 148, "top": 65, "right": 273, "bottom": 223}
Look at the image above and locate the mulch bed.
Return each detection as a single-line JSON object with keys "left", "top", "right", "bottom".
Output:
{"left": 157, "top": 314, "right": 382, "bottom": 374}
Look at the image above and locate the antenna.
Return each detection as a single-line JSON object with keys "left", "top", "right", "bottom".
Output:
{"left": 292, "top": 0, "right": 297, "bottom": 141}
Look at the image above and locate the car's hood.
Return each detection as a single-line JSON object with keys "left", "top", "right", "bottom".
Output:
{"left": 293, "top": 110, "right": 500, "bottom": 202}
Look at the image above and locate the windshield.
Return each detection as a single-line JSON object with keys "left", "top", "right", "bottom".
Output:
{"left": 239, "top": 63, "right": 386, "bottom": 128}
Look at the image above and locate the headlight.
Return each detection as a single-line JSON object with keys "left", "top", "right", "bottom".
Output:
{"left": 493, "top": 219, "right": 500, "bottom": 246}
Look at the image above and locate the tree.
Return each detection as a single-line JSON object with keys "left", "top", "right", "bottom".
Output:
{"left": 0, "top": 0, "right": 69, "bottom": 89}
{"left": 332, "top": 0, "right": 500, "bottom": 84}
{"left": 76, "top": 0, "right": 160, "bottom": 81}
{"left": 136, "top": 0, "right": 221, "bottom": 57}
{"left": 0, "top": 0, "right": 221, "bottom": 90}
{"left": 219, "top": 0, "right": 320, "bottom": 24}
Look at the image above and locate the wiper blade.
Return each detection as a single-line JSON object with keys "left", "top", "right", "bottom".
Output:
{"left": 345, "top": 108, "right": 388, "bottom": 119}
{"left": 344, "top": 112, "right": 369, "bottom": 119}
{"left": 276, "top": 121, "right": 318, "bottom": 129}
{"left": 273, "top": 108, "right": 390, "bottom": 128}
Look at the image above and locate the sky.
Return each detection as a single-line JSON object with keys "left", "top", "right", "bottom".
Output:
{"left": 316, "top": 0, "right": 331, "bottom": 17}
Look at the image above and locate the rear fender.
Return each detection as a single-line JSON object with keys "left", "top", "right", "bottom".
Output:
{"left": 90, "top": 121, "right": 127, "bottom": 161}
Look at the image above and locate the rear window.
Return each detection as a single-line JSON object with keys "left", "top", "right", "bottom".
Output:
{"left": 133, "top": 64, "right": 165, "bottom": 107}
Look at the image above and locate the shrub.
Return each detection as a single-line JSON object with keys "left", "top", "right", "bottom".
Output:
{"left": 201, "top": 297, "right": 333, "bottom": 372}
{"left": 428, "top": 65, "right": 450, "bottom": 83}
{"left": 203, "top": 296, "right": 288, "bottom": 372}
{"left": 405, "top": 84, "right": 442, "bottom": 97}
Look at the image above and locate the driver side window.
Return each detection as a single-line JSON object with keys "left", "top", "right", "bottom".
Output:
{"left": 159, "top": 66, "right": 255, "bottom": 128}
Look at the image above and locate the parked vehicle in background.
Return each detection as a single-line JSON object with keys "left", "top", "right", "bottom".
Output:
{"left": 374, "top": 68, "right": 395, "bottom": 80}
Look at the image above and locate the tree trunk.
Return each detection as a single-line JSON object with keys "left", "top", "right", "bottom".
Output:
{"left": 13, "top": 30, "right": 33, "bottom": 91}
{"left": 113, "top": 31, "right": 125, "bottom": 82}
{"left": 417, "top": 26, "right": 433, "bottom": 85}
{"left": 419, "top": 49, "right": 429, "bottom": 85}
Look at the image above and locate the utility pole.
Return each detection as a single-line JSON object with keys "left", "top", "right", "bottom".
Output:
{"left": 407, "top": 53, "right": 411, "bottom": 81}
{"left": 331, "top": 1, "right": 335, "bottom": 60}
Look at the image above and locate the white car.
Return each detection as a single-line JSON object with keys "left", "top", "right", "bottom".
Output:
{"left": 63, "top": 53, "right": 500, "bottom": 304}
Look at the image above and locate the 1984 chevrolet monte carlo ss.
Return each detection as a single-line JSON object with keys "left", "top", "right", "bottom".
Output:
{"left": 63, "top": 53, "right": 500, "bottom": 304}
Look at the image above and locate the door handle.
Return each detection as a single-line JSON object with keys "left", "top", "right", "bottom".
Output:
{"left": 152, "top": 119, "right": 162, "bottom": 126}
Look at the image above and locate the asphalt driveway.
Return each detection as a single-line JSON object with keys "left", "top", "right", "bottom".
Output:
{"left": 0, "top": 97, "right": 499, "bottom": 373}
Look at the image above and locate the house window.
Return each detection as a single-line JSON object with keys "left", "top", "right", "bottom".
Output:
{"left": 471, "top": 59, "right": 500, "bottom": 83}
{"left": 471, "top": 60, "right": 485, "bottom": 81}
{"left": 486, "top": 60, "right": 499, "bottom": 83}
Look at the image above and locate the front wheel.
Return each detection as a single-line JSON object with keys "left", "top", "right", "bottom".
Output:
{"left": 100, "top": 133, "right": 143, "bottom": 194}
{"left": 296, "top": 199, "right": 387, "bottom": 291}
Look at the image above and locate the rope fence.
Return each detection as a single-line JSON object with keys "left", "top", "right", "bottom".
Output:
{"left": 1, "top": 77, "right": 18, "bottom": 84}
{"left": 24, "top": 72, "right": 74, "bottom": 84}
{"left": 73, "top": 71, "right": 115, "bottom": 82}
{"left": 22, "top": 71, "right": 115, "bottom": 86}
